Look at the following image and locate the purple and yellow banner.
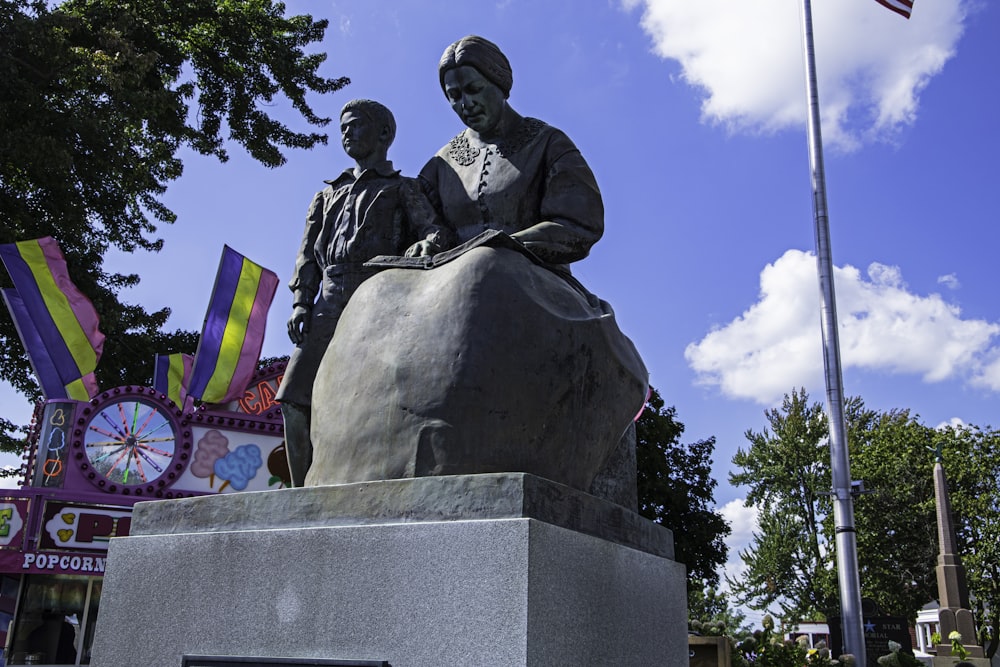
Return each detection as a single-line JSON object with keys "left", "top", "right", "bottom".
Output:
{"left": 0, "top": 237, "right": 104, "bottom": 400}
{"left": 188, "top": 246, "right": 278, "bottom": 405}
{"left": 3, "top": 288, "right": 66, "bottom": 399}
{"left": 153, "top": 352, "right": 194, "bottom": 408}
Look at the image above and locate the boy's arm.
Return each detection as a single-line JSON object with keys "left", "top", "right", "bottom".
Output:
{"left": 287, "top": 190, "right": 324, "bottom": 343}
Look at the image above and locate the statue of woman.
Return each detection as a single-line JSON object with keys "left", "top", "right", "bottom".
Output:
{"left": 306, "top": 36, "right": 646, "bottom": 505}
{"left": 417, "top": 35, "right": 604, "bottom": 272}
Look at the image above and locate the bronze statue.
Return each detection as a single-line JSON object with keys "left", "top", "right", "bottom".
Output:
{"left": 305, "top": 39, "right": 647, "bottom": 506}
{"left": 275, "top": 99, "right": 452, "bottom": 487}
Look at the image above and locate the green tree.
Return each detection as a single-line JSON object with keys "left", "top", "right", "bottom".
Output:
{"left": 728, "top": 388, "right": 837, "bottom": 622}
{"left": 942, "top": 424, "right": 1000, "bottom": 658}
{"left": 0, "top": 0, "right": 348, "bottom": 460}
{"left": 636, "top": 386, "right": 731, "bottom": 590}
{"left": 730, "top": 388, "right": 1000, "bottom": 658}
{"left": 729, "top": 389, "right": 945, "bottom": 623}
{"left": 688, "top": 585, "right": 753, "bottom": 639}
{"left": 730, "top": 614, "right": 819, "bottom": 667}
{"left": 848, "top": 408, "right": 939, "bottom": 621}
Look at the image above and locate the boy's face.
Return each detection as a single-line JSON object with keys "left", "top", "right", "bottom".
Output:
{"left": 340, "top": 110, "right": 384, "bottom": 161}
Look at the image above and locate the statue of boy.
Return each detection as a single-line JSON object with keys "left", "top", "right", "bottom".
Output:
{"left": 275, "top": 98, "right": 453, "bottom": 486}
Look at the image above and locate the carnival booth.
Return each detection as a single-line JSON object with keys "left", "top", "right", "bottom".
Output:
{"left": 0, "top": 364, "right": 288, "bottom": 665}
{"left": 0, "top": 239, "right": 285, "bottom": 665}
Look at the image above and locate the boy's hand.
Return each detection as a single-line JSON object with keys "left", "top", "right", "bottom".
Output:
{"left": 287, "top": 305, "right": 312, "bottom": 344}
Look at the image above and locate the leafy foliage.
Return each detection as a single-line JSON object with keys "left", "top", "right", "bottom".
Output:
{"left": 730, "top": 615, "right": 851, "bottom": 667}
{"left": 875, "top": 641, "right": 923, "bottom": 667}
{"left": 0, "top": 416, "right": 26, "bottom": 479}
{"left": 728, "top": 389, "right": 838, "bottom": 621}
{"left": 689, "top": 585, "right": 753, "bottom": 639}
{"left": 848, "top": 408, "right": 939, "bottom": 622}
{"left": 0, "top": 0, "right": 348, "bottom": 450}
{"left": 942, "top": 425, "right": 1000, "bottom": 658}
{"left": 729, "top": 388, "right": 1000, "bottom": 658}
{"left": 636, "top": 386, "right": 730, "bottom": 588}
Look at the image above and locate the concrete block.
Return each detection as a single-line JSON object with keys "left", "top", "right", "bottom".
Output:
{"left": 91, "top": 475, "right": 687, "bottom": 666}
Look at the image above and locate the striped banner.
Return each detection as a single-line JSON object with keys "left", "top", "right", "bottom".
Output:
{"left": 187, "top": 246, "right": 279, "bottom": 405}
{"left": 153, "top": 352, "right": 194, "bottom": 408}
{"left": 3, "top": 288, "right": 69, "bottom": 399}
{"left": 874, "top": 0, "right": 913, "bottom": 18}
{"left": 0, "top": 237, "right": 104, "bottom": 400}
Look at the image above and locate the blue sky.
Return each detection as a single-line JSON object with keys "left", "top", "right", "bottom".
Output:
{"left": 2, "top": 0, "right": 997, "bottom": 607}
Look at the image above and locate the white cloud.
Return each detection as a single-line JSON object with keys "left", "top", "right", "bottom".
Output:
{"left": 935, "top": 416, "right": 967, "bottom": 431}
{"left": 720, "top": 499, "right": 759, "bottom": 583}
{"left": 971, "top": 350, "right": 1000, "bottom": 391}
{"left": 0, "top": 473, "right": 22, "bottom": 490}
{"left": 717, "top": 500, "right": 784, "bottom": 626}
{"left": 625, "top": 0, "right": 966, "bottom": 149}
{"left": 938, "top": 273, "right": 961, "bottom": 290}
{"left": 722, "top": 499, "right": 759, "bottom": 553}
{"left": 685, "top": 249, "right": 1000, "bottom": 405}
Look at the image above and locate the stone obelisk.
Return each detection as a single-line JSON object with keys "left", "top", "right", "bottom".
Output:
{"left": 932, "top": 453, "right": 985, "bottom": 663}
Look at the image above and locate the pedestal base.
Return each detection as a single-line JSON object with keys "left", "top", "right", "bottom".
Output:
{"left": 90, "top": 474, "right": 687, "bottom": 666}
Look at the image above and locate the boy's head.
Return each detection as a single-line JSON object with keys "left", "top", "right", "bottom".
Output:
{"left": 340, "top": 99, "right": 396, "bottom": 162}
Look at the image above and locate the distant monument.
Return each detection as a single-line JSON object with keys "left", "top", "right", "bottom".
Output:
{"left": 931, "top": 450, "right": 987, "bottom": 666}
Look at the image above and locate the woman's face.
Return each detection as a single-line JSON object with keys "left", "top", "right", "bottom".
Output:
{"left": 442, "top": 65, "right": 507, "bottom": 136}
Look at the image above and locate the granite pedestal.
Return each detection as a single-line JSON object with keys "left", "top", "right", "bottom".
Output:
{"left": 90, "top": 474, "right": 687, "bottom": 666}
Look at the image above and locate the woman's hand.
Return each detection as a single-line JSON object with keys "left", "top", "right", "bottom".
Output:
{"left": 404, "top": 239, "right": 438, "bottom": 258}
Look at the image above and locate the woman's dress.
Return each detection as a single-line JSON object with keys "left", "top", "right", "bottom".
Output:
{"left": 419, "top": 118, "right": 603, "bottom": 267}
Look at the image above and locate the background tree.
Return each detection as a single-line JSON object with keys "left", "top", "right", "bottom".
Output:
{"left": 730, "top": 388, "right": 1000, "bottom": 657}
{"left": 854, "top": 417, "right": 1000, "bottom": 657}
{"left": 0, "top": 0, "right": 349, "bottom": 460}
{"left": 848, "top": 408, "right": 939, "bottom": 621}
{"left": 688, "top": 585, "right": 753, "bottom": 639}
{"left": 943, "top": 424, "right": 1000, "bottom": 658}
{"left": 728, "top": 388, "right": 838, "bottom": 622}
{"left": 636, "top": 386, "right": 731, "bottom": 597}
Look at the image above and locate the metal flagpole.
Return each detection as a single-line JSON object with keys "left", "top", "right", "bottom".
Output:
{"left": 798, "top": 0, "right": 867, "bottom": 664}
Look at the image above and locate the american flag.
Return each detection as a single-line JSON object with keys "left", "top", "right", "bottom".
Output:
{"left": 874, "top": 0, "right": 913, "bottom": 19}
